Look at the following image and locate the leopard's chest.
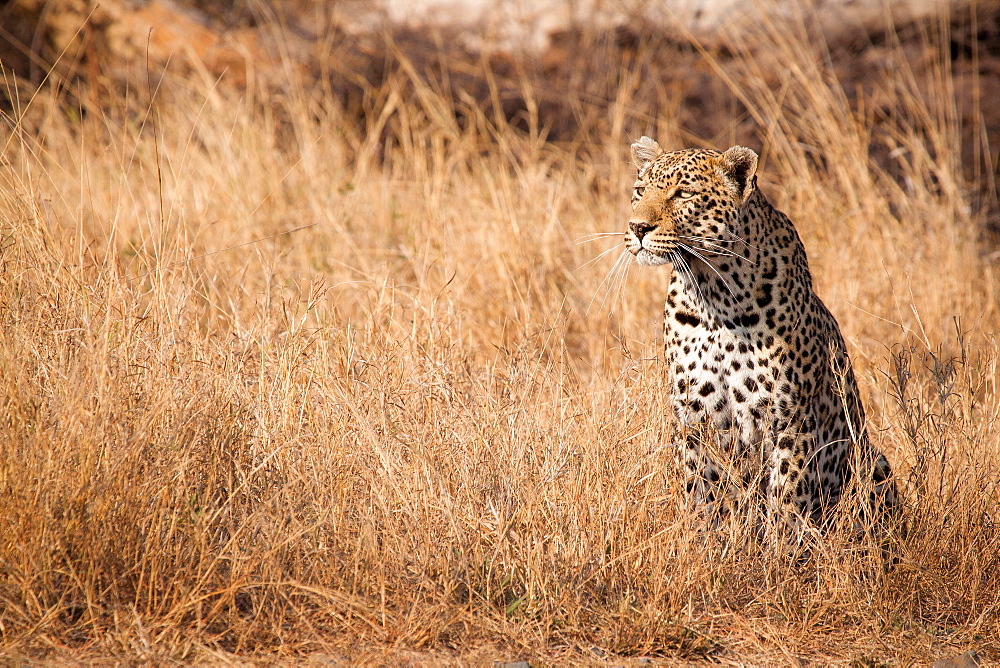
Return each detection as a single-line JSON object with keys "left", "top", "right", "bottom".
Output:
{"left": 665, "top": 315, "right": 786, "bottom": 443}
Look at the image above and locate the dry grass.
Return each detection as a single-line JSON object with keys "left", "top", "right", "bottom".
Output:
{"left": 1, "top": 8, "right": 998, "bottom": 664}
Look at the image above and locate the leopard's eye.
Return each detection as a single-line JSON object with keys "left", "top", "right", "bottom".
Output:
{"left": 634, "top": 186, "right": 646, "bottom": 198}
{"left": 674, "top": 189, "right": 695, "bottom": 200}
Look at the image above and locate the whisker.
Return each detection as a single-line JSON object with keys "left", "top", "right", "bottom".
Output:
{"left": 578, "top": 241, "right": 625, "bottom": 271}
{"left": 677, "top": 244, "right": 739, "bottom": 258}
{"left": 682, "top": 246, "right": 754, "bottom": 264}
{"left": 608, "top": 250, "right": 632, "bottom": 314}
{"left": 676, "top": 235, "right": 756, "bottom": 264}
{"left": 678, "top": 243, "right": 739, "bottom": 301}
{"left": 609, "top": 251, "right": 633, "bottom": 312}
{"left": 577, "top": 231, "right": 623, "bottom": 238}
{"left": 597, "top": 256, "right": 623, "bottom": 314}
{"left": 575, "top": 232, "right": 624, "bottom": 245}
{"left": 675, "top": 235, "right": 736, "bottom": 252}
{"left": 588, "top": 250, "right": 629, "bottom": 315}
{"left": 721, "top": 229, "right": 761, "bottom": 252}
{"left": 673, "top": 251, "right": 708, "bottom": 309}
{"left": 684, "top": 258, "right": 707, "bottom": 306}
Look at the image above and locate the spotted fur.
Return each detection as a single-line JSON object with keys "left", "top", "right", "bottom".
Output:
{"left": 624, "top": 137, "right": 896, "bottom": 536}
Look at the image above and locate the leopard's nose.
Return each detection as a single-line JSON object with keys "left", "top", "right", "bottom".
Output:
{"left": 629, "top": 219, "right": 657, "bottom": 240}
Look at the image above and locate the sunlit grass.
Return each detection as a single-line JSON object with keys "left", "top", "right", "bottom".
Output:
{"left": 0, "top": 10, "right": 997, "bottom": 664}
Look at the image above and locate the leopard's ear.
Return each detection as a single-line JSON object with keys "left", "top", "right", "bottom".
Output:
{"left": 631, "top": 136, "right": 663, "bottom": 170}
{"left": 720, "top": 145, "right": 758, "bottom": 204}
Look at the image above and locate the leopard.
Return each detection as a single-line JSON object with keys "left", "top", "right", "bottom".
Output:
{"left": 623, "top": 136, "right": 897, "bottom": 539}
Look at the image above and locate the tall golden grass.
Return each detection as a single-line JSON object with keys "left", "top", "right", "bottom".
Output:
{"left": 1, "top": 9, "right": 998, "bottom": 663}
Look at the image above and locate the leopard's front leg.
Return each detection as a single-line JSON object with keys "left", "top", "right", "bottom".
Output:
{"left": 679, "top": 429, "right": 724, "bottom": 515}
{"left": 765, "top": 431, "right": 814, "bottom": 538}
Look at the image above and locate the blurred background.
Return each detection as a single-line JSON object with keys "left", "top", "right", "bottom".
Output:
{"left": 2, "top": 0, "right": 996, "bottom": 234}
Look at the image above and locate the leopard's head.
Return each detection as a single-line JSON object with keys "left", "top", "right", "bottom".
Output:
{"left": 624, "top": 137, "right": 758, "bottom": 267}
